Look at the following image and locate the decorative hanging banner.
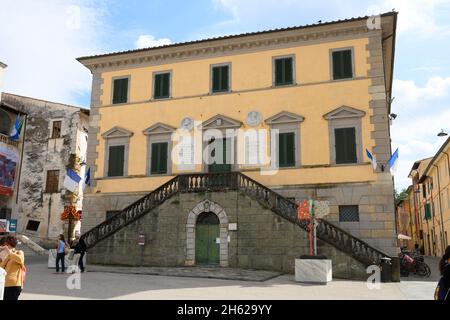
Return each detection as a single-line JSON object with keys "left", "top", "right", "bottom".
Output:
{"left": 0, "top": 143, "right": 19, "bottom": 197}
{"left": 297, "top": 200, "right": 311, "bottom": 220}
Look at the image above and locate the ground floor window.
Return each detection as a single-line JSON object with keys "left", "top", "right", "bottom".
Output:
{"left": 338, "top": 205, "right": 359, "bottom": 222}
{"left": 26, "top": 220, "right": 40, "bottom": 232}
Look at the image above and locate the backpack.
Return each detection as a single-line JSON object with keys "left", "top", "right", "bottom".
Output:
{"left": 434, "top": 277, "right": 449, "bottom": 301}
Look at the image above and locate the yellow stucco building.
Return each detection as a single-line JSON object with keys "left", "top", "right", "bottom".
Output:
{"left": 410, "top": 138, "right": 450, "bottom": 257}
{"left": 77, "top": 12, "right": 399, "bottom": 277}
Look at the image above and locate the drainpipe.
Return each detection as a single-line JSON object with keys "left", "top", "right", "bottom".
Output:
{"left": 433, "top": 164, "right": 446, "bottom": 254}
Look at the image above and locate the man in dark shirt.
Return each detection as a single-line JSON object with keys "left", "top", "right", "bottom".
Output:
{"left": 71, "top": 232, "right": 87, "bottom": 272}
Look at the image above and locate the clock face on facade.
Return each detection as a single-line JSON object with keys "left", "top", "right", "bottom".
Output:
{"left": 180, "top": 117, "right": 194, "bottom": 131}
{"left": 246, "top": 111, "right": 262, "bottom": 127}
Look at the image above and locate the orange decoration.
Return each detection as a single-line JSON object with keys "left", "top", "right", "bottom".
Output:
{"left": 60, "top": 206, "right": 82, "bottom": 221}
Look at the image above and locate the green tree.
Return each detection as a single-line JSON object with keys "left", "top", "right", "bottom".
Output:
{"left": 395, "top": 188, "right": 408, "bottom": 205}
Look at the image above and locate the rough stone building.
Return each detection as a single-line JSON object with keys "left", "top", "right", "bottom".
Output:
{"left": 0, "top": 100, "right": 26, "bottom": 230}
{"left": 78, "top": 12, "right": 399, "bottom": 279}
{"left": 1, "top": 93, "right": 89, "bottom": 246}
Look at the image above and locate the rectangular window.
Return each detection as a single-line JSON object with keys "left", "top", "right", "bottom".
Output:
{"left": 422, "top": 184, "right": 427, "bottom": 198}
{"left": 339, "top": 205, "right": 359, "bottom": 222}
{"left": 274, "top": 57, "right": 294, "bottom": 86}
{"left": 0, "top": 208, "right": 11, "bottom": 220}
{"left": 154, "top": 72, "right": 171, "bottom": 99}
{"left": 108, "top": 145, "right": 125, "bottom": 177}
{"left": 51, "top": 121, "right": 62, "bottom": 139}
{"left": 112, "top": 78, "right": 129, "bottom": 104}
{"left": 278, "top": 132, "right": 296, "bottom": 168}
{"left": 212, "top": 65, "right": 230, "bottom": 93}
{"left": 335, "top": 127, "right": 357, "bottom": 164}
{"left": 45, "top": 170, "right": 59, "bottom": 193}
{"left": 332, "top": 49, "right": 353, "bottom": 80}
{"left": 425, "top": 203, "right": 431, "bottom": 220}
{"left": 26, "top": 220, "right": 40, "bottom": 232}
{"left": 151, "top": 142, "right": 168, "bottom": 175}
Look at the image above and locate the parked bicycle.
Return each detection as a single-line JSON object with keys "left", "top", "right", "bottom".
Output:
{"left": 399, "top": 247, "right": 431, "bottom": 277}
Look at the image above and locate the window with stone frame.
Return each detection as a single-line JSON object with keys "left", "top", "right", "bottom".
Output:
{"left": 150, "top": 142, "right": 168, "bottom": 175}
{"left": 274, "top": 56, "right": 294, "bottom": 86}
{"left": 0, "top": 109, "right": 12, "bottom": 136}
{"left": 45, "top": 170, "right": 60, "bottom": 193}
{"left": 332, "top": 49, "right": 354, "bottom": 80}
{"left": 153, "top": 72, "right": 171, "bottom": 99}
{"left": 334, "top": 127, "right": 357, "bottom": 164}
{"left": 51, "top": 120, "right": 62, "bottom": 139}
{"left": 108, "top": 145, "right": 125, "bottom": 177}
{"left": 112, "top": 77, "right": 129, "bottom": 104}
{"left": 323, "top": 106, "right": 365, "bottom": 165}
{"left": 211, "top": 64, "right": 230, "bottom": 93}
{"left": 102, "top": 126, "right": 133, "bottom": 178}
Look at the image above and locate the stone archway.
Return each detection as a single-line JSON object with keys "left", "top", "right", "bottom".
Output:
{"left": 186, "top": 200, "right": 229, "bottom": 267}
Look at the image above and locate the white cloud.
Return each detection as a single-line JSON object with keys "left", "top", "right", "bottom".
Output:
{"left": 393, "top": 77, "right": 450, "bottom": 110}
{"left": 135, "top": 35, "right": 172, "bottom": 49}
{"left": 391, "top": 76, "right": 450, "bottom": 190}
{"left": 0, "top": 0, "right": 108, "bottom": 106}
{"left": 379, "top": 0, "right": 450, "bottom": 37}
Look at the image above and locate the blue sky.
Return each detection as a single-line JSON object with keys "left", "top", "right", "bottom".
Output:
{"left": 1, "top": 0, "right": 450, "bottom": 190}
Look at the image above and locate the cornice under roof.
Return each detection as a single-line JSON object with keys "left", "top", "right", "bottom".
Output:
{"left": 77, "top": 11, "right": 397, "bottom": 70}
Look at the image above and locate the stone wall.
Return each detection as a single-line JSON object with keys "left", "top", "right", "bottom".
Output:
{"left": 87, "top": 191, "right": 368, "bottom": 280}
{"left": 274, "top": 175, "right": 397, "bottom": 257}
{"left": 1, "top": 93, "right": 88, "bottom": 245}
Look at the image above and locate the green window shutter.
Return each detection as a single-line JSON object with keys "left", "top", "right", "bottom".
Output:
{"left": 108, "top": 145, "right": 125, "bottom": 177}
{"left": 112, "top": 78, "right": 128, "bottom": 104}
{"left": 342, "top": 50, "right": 353, "bottom": 78}
{"left": 275, "top": 58, "right": 294, "bottom": 86}
{"left": 284, "top": 58, "right": 293, "bottom": 84}
{"left": 278, "top": 132, "right": 295, "bottom": 167}
{"left": 151, "top": 142, "right": 168, "bottom": 174}
{"left": 212, "top": 67, "right": 221, "bottom": 92}
{"left": 333, "top": 50, "right": 353, "bottom": 80}
{"left": 425, "top": 203, "right": 431, "bottom": 220}
{"left": 154, "top": 73, "right": 170, "bottom": 99}
{"left": 212, "top": 66, "right": 229, "bottom": 92}
{"left": 335, "top": 127, "right": 357, "bottom": 164}
{"left": 220, "top": 66, "right": 229, "bottom": 91}
{"left": 162, "top": 73, "right": 170, "bottom": 98}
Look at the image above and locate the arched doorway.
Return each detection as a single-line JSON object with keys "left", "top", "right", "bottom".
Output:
{"left": 195, "top": 212, "right": 220, "bottom": 265}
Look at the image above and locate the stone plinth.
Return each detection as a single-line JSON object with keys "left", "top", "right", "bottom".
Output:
{"left": 295, "top": 259, "right": 332, "bottom": 284}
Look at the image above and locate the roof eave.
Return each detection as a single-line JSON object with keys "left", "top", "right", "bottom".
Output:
{"left": 77, "top": 11, "right": 398, "bottom": 69}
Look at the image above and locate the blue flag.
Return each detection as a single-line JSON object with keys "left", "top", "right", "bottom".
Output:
{"left": 85, "top": 168, "right": 91, "bottom": 186}
{"left": 365, "top": 149, "right": 377, "bottom": 171}
{"left": 63, "top": 169, "right": 82, "bottom": 193}
{"left": 388, "top": 148, "right": 399, "bottom": 176}
{"left": 9, "top": 116, "right": 23, "bottom": 141}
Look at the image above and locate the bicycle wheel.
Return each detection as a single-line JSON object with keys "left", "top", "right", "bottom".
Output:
{"left": 415, "top": 262, "right": 430, "bottom": 277}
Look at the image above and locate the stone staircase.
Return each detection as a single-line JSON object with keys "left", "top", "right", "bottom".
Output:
{"left": 81, "top": 172, "right": 392, "bottom": 269}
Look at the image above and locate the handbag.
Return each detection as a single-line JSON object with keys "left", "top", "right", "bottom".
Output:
{"left": 64, "top": 243, "right": 70, "bottom": 255}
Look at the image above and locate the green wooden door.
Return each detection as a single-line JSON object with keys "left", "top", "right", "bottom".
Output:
{"left": 208, "top": 138, "right": 232, "bottom": 173}
{"left": 195, "top": 213, "right": 220, "bottom": 265}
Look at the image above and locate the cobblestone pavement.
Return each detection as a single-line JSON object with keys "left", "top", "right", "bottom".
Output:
{"left": 17, "top": 254, "right": 437, "bottom": 300}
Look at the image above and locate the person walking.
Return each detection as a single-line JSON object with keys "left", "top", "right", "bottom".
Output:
{"left": 0, "top": 236, "right": 25, "bottom": 300}
{"left": 55, "top": 234, "right": 68, "bottom": 274}
{"left": 71, "top": 232, "right": 86, "bottom": 273}
{"left": 435, "top": 246, "right": 450, "bottom": 301}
